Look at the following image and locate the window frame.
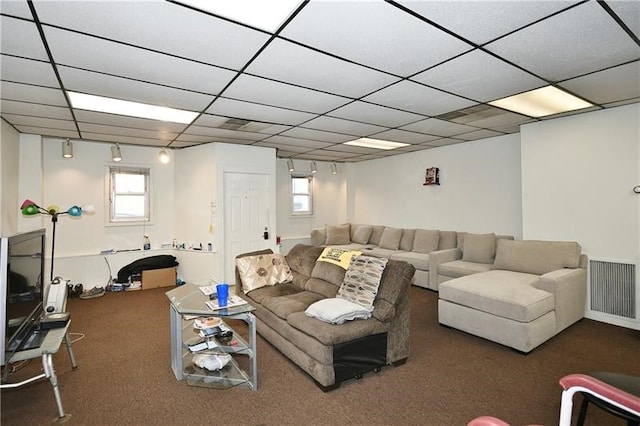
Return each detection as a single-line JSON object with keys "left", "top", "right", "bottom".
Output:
{"left": 290, "top": 173, "right": 314, "bottom": 216}
{"left": 107, "top": 165, "right": 151, "bottom": 225}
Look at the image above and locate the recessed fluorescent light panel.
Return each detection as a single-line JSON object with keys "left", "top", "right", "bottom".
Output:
{"left": 177, "top": 0, "right": 301, "bottom": 32}
{"left": 344, "top": 138, "right": 410, "bottom": 150}
{"left": 489, "top": 86, "right": 593, "bottom": 118}
{"left": 68, "top": 92, "right": 198, "bottom": 124}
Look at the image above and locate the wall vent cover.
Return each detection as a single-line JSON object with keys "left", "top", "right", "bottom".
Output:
{"left": 589, "top": 260, "right": 636, "bottom": 319}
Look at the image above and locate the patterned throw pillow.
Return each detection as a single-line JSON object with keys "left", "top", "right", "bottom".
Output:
{"left": 316, "top": 247, "right": 362, "bottom": 270}
{"left": 337, "top": 255, "right": 388, "bottom": 311}
{"left": 235, "top": 254, "right": 293, "bottom": 293}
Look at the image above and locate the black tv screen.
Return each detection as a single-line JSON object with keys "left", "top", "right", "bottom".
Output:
{"left": 0, "top": 228, "right": 46, "bottom": 366}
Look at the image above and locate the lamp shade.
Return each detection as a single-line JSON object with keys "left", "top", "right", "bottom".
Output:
{"left": 82, "top": 205, "right": 96, "bottom": 214}
{"left": 46, "top": 205, "right": 61, "bottom": 215}
{"left": 21, "top": 204, "right": 40, "bottom": 216}
{"left": 67, "top": 205, "right": 82, "bottom": 217}
{"left": 20, "top": 199, "right": 37, "bottom": 209}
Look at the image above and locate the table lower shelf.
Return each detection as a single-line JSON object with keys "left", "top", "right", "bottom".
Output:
{"left": 182, "top": 352, "right": 252, "bottom": 389}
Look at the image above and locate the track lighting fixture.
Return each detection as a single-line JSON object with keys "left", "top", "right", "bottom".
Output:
{"left": 111, "top": 144, "right": 122, "bottom": 162}
{"left": 287, "top": 158, "right": 295, "bottom": 172}
{"left": 159, "top": 148, "right": 170, "bottom": 164}
{"left": 310, "top": 161, "right": 317, "bottom": 174}
{"left": 62, "top": 138, "right": 73, "bottom": 159}
{"left": 331, "top": 161, "right": 338, "bottom": 175}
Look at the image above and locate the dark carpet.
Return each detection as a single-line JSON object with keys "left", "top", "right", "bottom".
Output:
{"left": 1, "top": 286, "right": 638, "bottom": 425}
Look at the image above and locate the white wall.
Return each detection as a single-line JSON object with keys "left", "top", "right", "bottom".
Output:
{"left": 350, "top": 134, "right": 523, "bottom": 237}
{"left": 521, "top": 104, "right": 639, "bottom": 260}
{"left": 276, "top": 158, "right": 349, "bottom": 252}
{"left": 0, "top": 121, "right": 20, "bottom": 236}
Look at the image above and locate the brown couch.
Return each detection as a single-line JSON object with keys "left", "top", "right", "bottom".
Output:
{"left": 235, "top": 244, "right": 415, "bottom": 391}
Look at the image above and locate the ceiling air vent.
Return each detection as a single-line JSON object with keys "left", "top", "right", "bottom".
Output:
{"left": 436, "top": 105, "right": 505, "bottom": 124}
{"left": 218, "top": 118, "right": 252, "bottom": 130}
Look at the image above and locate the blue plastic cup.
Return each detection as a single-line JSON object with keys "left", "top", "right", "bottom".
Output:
{"left": 216, "top": 283, "right": 229, "bottom": 307}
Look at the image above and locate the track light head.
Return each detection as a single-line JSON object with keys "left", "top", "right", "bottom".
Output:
{"left": 159, "top": 148, "right": 170, "bottom": 164}
{"left": 62, "top": 139, "right": 73, "bottom": 159}
{"left": 111, "top": 144, "right": 122, "bottom": 162}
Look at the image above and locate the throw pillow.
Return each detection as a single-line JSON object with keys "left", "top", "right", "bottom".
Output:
{"left": 316, "top": 247, "right": 363, "bottom": 270}
{"left": 399, "top": 229, "right": 416, "bottom": 251}
{"left": 378, "top": 227, "right": 402, "bottom": 250}
{"left": 325, "top": 224, "right": 351, "bottom": 245}
{"left": 412, "top": 229, "right": 440, "bottom": 253}
{"left": 337, "top": 255, "right": 388, "bottom": 311}
{"left": 304, "top": 298, "right": 372, "bottom": 324}
{"left": 235, "top": 254, "right": 293, "bottom": 293}
{"left": 351, "top": 225, "right": 373, "bottom": 245}
{"left": 462, "top": 233, "right": 496, "bottom": 264}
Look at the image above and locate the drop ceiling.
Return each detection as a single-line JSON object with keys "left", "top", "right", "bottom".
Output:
{"left": 1, "top": 0, "right": 638, "bottom": 162}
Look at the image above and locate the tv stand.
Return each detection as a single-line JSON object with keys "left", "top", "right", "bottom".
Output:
{"left": 0, "top": 321, "right": 77, "bottom": 420}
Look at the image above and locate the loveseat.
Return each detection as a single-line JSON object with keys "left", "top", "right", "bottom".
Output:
{"left": 311, "top": 223, "right": 457, "bottom": 290}
{"left": 234, "top": 244, "right": 416, "bottom": 391}
{"left": 438, "top": 239, "right": 587, "bottom": 353}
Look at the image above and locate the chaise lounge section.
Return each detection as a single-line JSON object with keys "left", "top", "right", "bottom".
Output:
{"left": 438, "top": 239, "right": 587, "bottom": 353}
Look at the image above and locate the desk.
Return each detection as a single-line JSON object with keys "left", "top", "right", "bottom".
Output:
{"left": 1, "top": 323, "right": 77, "bottom": 420}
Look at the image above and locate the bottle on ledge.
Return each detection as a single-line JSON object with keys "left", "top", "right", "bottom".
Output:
{"left": 143, "top": 235, "right": 151, "bottom": 250}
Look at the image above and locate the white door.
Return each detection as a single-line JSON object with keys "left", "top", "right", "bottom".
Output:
{"left": 223, "top": 172, "right": 270, "bottom": 282}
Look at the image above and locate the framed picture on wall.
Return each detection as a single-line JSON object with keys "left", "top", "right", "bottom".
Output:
{"left": 424, "top": 167, "right": 440, "bottom": 186}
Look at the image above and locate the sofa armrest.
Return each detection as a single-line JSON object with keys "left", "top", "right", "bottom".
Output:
{"left": 428, "top": 248, "right": 462, "bottom": 288}
{"left": 310, "top": 228, "right": 326, "bottom": 246}
{"left": 535, "top": 268, "right": 587, "bottom": 332}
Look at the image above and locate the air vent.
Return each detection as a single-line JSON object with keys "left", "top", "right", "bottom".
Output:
{"left": 589, "top": 260, "right": 636, "bottom": 319}
{"left": 218, "top": 118, "right": 252, "bottom": 130}
{"left": 436, "top": 105, "right": 504, "bottom": 124}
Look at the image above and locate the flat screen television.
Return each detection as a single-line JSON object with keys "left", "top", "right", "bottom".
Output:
{"left": 0, "top": 228, "right": 46, "bottom": 367}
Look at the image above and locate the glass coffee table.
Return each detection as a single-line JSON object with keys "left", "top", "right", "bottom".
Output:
{"left": 166, "top": 283, "right": 257, "bottom": 391}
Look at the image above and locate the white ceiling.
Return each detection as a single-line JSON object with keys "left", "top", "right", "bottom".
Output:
{"left": 1, "top": 0, "right": 639, "bottom": 162}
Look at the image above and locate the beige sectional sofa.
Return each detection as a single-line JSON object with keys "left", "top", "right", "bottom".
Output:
{"left": 438, "top": 239, "right": 587, "bottom": 353}
{"left": 311, "top": 223, "right": 457, "bottom": 290}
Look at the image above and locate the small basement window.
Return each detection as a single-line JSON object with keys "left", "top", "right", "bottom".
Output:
{"left": 291, "top": 174, "right": 313, "bottom": 216}
{"left": 108, "top": 166, "right": 150, "bottom": 223}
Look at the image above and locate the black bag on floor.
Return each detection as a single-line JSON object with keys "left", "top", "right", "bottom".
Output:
{"left": 116, "top": 255, "right": 179, "bottom": 283}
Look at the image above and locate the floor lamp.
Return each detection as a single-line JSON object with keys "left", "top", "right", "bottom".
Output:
{"left": 20, "top": 199, "right": 94, "bottom": 282}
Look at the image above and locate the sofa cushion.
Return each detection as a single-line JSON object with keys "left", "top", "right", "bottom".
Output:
{"left": 399, "top": 229, "right": 416, "bottom": 251}
{"left": 368, "top": 225, "right": 386, "bottom": 246}
{"left": 235, "top": 253, "right": 293, "bottom": 293}
{"left": 493, "top": 240, "right": 581, "bottom": 275}
{"left": 287, "top": 311, "right": 387, "bottom": 346}
{"left": 262, "top": 291, "right": 325, "bottom": 320}
{"left": 362, "top": 247, "right": 405, "bottom": 258}
{"left": 245, "top": 282, "right": 302, "bottom": 305}
{"left": 413, "top": 229, "right": 440, "bottom": 254}
{"left": 391, "top": 251, "right": 430, "bottom": 271}
{"left": 304, "top": 298, "right": 372, "bottom": 324}
{"left": 351, "top": 225, "right": 373, "bottom": 245}
{"left": 371, "top": 259, "right": 412, "bottom": 322}
{"left": 462, "top": 233, "right": 496, "bottom": 264}
{"left": 286, "top": 244, "right": 324, "bottom": 278}
{"left": 325, "top": 224, "right": 351, "bottom": 245}
{"left": 379, "top": 227, "right": 402, "bottom": 250}
{"left": 316, "top": 247, "right": 362, "bottom": 269}
{"left": 438, "top": 260, "right": 493, "bottom": 279}
{"left": 311, "top": 260, "right": 347, "bottom": 286}
{"left": 304, "top": 277, "right": 341, "bottom": 298}
{"left": 337, "top": 255, "right": 388, "bottom": 311}
{"left": 438, "top": 230, "right": 458, "bottom": 250}
{"left": 439, "top": 270, "right": 555, "bottom": 322}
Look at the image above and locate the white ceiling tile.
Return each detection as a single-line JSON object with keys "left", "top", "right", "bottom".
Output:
{"left": 78, "top": 123, "right": 178, "bottom": 141}
{"left": 1, "top": 81, "right": 68, "bottom": 106}
{"left": 281, "top": 127, "right": 354, "bottom": 143}
{"left": 223, "top": 74, "right": 349, "bottom": 114}
{"left": 81, "top": 132, "right": 166, "bottom": 147}
{"left": 400, "top": 118, "right": 478, "bottom": 137}
{"left": 260, "top": 135, "right": 335, "bottom": 149}
{"left": 184, "top": 126, "right": 265, "bottom": 142}
{"left": 412, "top": 49, "right": 546, "bottom": 102}
{"left": 189, "top": 114, "right": 229, "bottom": 128}
{"left": 246, "top": 38, "right": 398, "bottom": 98}
{"left": 425, "top": 138, "right": 466, "bottom": 147}
{"left": 0, "top": 16, "right": 49, "bottom": 61}
{"left": 255, "top": 142, "right": 310, "bottom": 154}
{"left": 33, "top": 1, "right": 269, "bottom": 70}
{"left": 0, "top": 56, "right": 59, "bottom": 87}
{"left": 43, "top": 27, "right": 237, "bottom": 96}
{"left": 456, "top": 129, "right": 504, "bottom": 141}
{"left": 607, "top": 1, "right": 640, "bottom": 39}
{"left": 399, "top": 1, "right": 573, "bottom": 45}
{"left": 207, "top": 98, "right": 317, "bottom": 126}
{"left": 280, "top": 1, "right": 472, "bottom": 76}
{"left": 560, "top": 61, "right": 640, "bottom": 105}
{"left": 302, "top": 116, "right": 387, "bottom": 137}
{"left": 0, "top": 1, "right": 33, "bottom": 18}
{"left": 369, "top": 129, "right": 440, "bottom": 144}
{"left": 257, "top": 124, "right": 292, "bottom": 135}
{"left": 486, "top": 2, "right": 640, "bottom": 82}
{"left": 74, "top": 110, "right": 188, "bottom": 133}
{"left": 328, "top": 101, "right": 425, "bottom": 128}
{"left": 3, "top": 114, "right": 76, "bottom": 131}
{"left": 14, "top": 126, "right": 79, "bottom": 139}
{"left": 364, "top": 81, "right": 476, "bottom": 116}
{"left": 175, "top": 134, "right": 216, "bottom": 144}
{"left": 57, "top": 66, "right": 213, "bottom": 112}
{"left": 0, "top": 100, "right": 72, "bottom": 120}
